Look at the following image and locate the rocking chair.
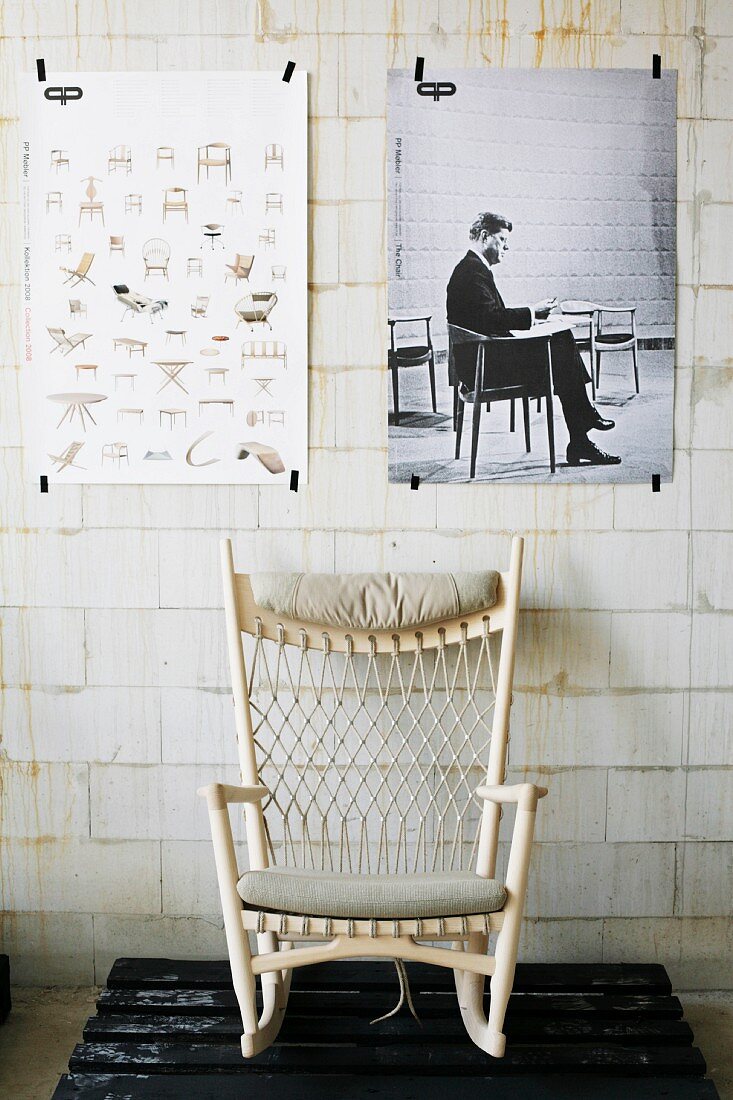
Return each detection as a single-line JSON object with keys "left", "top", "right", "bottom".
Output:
{"left": 200, "top": 537, "right": 546, "bottom": 1061}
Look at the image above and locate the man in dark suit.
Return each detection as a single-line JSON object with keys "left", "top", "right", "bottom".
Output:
{"left": 446, "top": 212, "right": 620, "bottom": 466}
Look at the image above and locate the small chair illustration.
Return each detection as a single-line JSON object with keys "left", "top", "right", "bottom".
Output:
{"left": 125, "top": 194, "right": 143, "bottom": 215}
{"left": 48, "top": 327, "right": 92, "bottom": 356}
{"left": 201, "top": 223, "right": 225, "bottom": 250}
{"left": 48, "top": 441, "right": 85, "bottom": 472}
{"left": 114, "top": 285, "right": 168, "bottom": 323}
{"left": 267, "top": 409, "right": 285, "bottom": 427}
{"left": 241, "top": 340, "right": 287, "bottom": 371}
{"left": 156, "top": 146, "right": 175, "bottom": 169}
{"left": 109, "top": 235, "right": 125, "bottom": 258}
{"left": 191, "top": 296, "right": 210, "bottom": 318}
{"left": 118, "top": 407, "right": 144, "bottom": 424}
{"left": 108, "top": 145, "right": 132, "bottom": 174}
{"left": 46, "top": 191, "right": 63, "bottom": 213}
{"left": 69, "top": 299, "right": 87, "bottom": 319}
{"left": 265, "top": 192, "right": 283, "bottom": 215}
{"left": 79, "top": 176, "right": 104, "bottom": 225}
{"left": 50, "top": 150, "right": 69, "bottom": 172}
{"left": 259, "top": 228, "right": 276, "bottom": 249}
{"left": 271, "top": 265, "right": 286, "bottom": 282}
{"left": 225, "top": 254, "right": 254, "bottom": 285}
{"left": 163, "top": 187, "right": 189, "bottom": 222}
{"left": 264, "top": 143, "right": 284, "bottom": 170}
{"left": 235, "top": 293, "right": 278, "bottom": 331}
{"left": 187, "top": 257, "right": 203, "bottom": 277}
{"left": 160, "top": 408, "right": 187, "bottom": 429}
{"left": 101, "top": 442, "right": 129, "bottom": 466}
{"left": 60, "top": 253, "right": 95, "bottom": 287}
{"left": 197, "top": 142, "right": 232, "bottom": 184}
{"left": 226, "top": 191, "right": 243, "bottom": 216}
{"left": 55, "top": 234, "right": 72, "bottom": 253}
{"left": 143, "top": 238, "right": 171, "bottom": 280}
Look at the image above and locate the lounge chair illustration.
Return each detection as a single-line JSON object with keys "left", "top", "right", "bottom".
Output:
{"left": 47, "top": 327, "right": 92, "bottom": 355}
{"left": 48, "top": 441, "right": 86, "bottom": 472}
{"left": 59, "top": 252, "right": 95, "bottom": 287}
{"left": 113, "top": 284, "right": 169, "bottom": 323}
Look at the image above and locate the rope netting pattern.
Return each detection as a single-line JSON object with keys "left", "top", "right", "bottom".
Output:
{"left": 246, "top": 619, "right": 499, "bottom": 875}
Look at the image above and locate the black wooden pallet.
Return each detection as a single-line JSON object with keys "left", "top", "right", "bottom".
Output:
{"left": 53, "top": 958, "right": 720, "bottom": 1099}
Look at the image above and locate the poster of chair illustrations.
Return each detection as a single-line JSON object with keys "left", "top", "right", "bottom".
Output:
{"left": 22, "top": 71, "right": 307, "bottom": 484}
{"left": 387, "top": 68, "right": 676, "bottom": 484}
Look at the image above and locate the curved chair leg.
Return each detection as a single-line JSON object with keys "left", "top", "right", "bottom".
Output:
{"left": 243, "top": 940, "right": 293, "bottom": 1057}
{"left": 454, "top": 932, "right": 493, "bottom": 1053}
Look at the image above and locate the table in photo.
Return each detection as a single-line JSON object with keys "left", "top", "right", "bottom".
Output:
{"left": 114, "top": 337, "right": 148, "bottom": 357}
{"left": 252, "top": 377, "right": 275, "bottom": 397}
{"left": 114, "top": 373, "right": 136, "bottom": 390}
{"left": 159, "top": 408, "right": 187, "bottom": 428}
{"left": 247, "top": 409, "right": 285, "bottom": 427}
{"left": 199, "top": 398, "right": 235, "bottom": 416}
{"left": 74, "top": 364, "right": 98, "bottom": 381}
{"left": 206, "top": 367, "right": 229, "bottom": 385}
{"left": 118, "top": 408, "right": 144, "bottom": 423}
{"left": 152, "top": 359, "right": 193, "bottom": 395}
{"left": 165, "top": 330, "right": 187, "bottom": 346}
{"left": 47, "top": 392, "right": 107, "bottom": 431}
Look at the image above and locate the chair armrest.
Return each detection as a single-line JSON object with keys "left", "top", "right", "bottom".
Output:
{"left": 475, "top": 782, "right": 548, "bottom": 812}
{"left": 197, "top": 782, "right": 269, "bottom": 811}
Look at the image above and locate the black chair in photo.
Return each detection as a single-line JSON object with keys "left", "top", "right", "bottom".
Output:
{"left": 593, "top": 304, "right": 639, "bottom": 393}
{"left": 388, "top": 314, "right": 436, "bottom": 426}
{"left": 449, "top": 323, "right": 556, "bottom": 479}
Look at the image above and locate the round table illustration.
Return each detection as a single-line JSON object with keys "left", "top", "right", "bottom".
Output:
{"left": 47, "top": 391, "right": 107, "bottom": 430}
{"left": 152, "top": 359, "right": 193, "bottom": 394}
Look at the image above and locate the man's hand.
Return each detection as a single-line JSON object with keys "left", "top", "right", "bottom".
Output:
{"left": 533, "top": 298, "right": 557, "bottom": 320}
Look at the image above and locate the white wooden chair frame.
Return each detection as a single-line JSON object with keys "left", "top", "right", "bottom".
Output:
{"left": 200, "top": 536, "right": 546, "bottom": 1060}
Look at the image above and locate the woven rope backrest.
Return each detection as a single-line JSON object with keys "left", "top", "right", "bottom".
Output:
{"left": 246, "top": 621, "right": 498, "bottom": 875}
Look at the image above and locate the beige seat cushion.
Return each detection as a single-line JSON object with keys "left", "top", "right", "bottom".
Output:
{"left": 249, "top": 571, "right": 499, "bottom": 631}
{"left": 237, "top": 867, "right": 506, "bottom": 919}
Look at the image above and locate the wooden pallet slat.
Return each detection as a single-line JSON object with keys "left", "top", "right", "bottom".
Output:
{"left": 96, "top": 986, "right": 685, "bottom": 1020}
{"left": 105, "top": 958, "right": 673, "bottom": 995}
{"left": 82, "top": 1012, "right": 694, "bottom": 1047}
{"left": 51, "top": 1072, "right": 723, "bottom": 1100}
{"left": 68, "top": 1039, "right": 708, "bottom": 1077}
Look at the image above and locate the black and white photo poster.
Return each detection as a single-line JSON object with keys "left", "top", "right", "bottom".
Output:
{"left": 388, "top": 68, "right": 676, "bottom": 484}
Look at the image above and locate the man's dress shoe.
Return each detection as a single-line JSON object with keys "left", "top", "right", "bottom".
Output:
{"left": 588, "top": 414, "right": 615, "bottom": 430}
{"left": 567, "top": 439, "right": 622, "bottom": 466}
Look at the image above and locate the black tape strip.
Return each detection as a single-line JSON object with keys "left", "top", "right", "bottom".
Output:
{"left": 40, "top": 475, "right": 49, "bottom": 493}
{"left": 414, "top": 57, "right": 425, "bottom": 82}
{"left": 652, "top": 54, "right": 661, "bottom": 79}
{"left": 36, "top": 58, "right": 46, "bottom": 82}
{"left": 290, "top": 469, "right": 299, "bottom": 491}
{"left": 652, "top": 474, "right": 661, "bottom": 492}
{"left": 410, "top": 474, "right": 420, "bottom": 491}
{"left": 283, "top": 61, "right": 296, "bottom": 83}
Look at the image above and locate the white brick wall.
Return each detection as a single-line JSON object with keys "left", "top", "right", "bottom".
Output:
{"left": 1, "top": 0, "right": 731, "bottom": 989}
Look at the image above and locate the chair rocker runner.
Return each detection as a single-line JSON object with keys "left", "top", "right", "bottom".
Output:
{"left": 200, "top": 537, "right": 546, "bottom": 1061}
